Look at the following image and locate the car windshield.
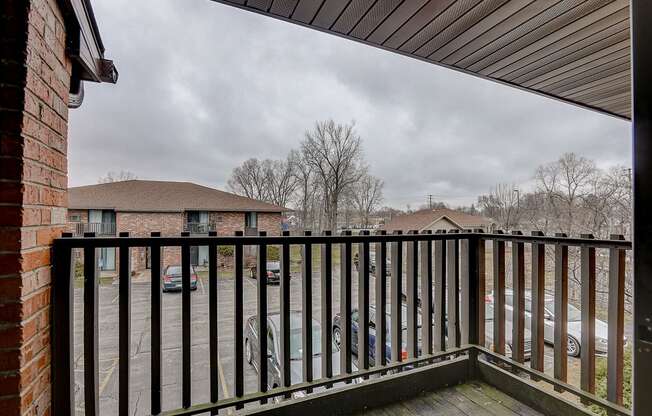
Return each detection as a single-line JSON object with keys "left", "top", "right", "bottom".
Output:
{"left": 167, "top": 266, "right": 182, "bottom": 275}
{"left": 289, "top": 321, "right": 322, "bottom": 360}
{"left": 267, "top": 261, "right": 280, "bottom": 271}
{"left": 544, "top": 301, "right": 582, "bottom": 322}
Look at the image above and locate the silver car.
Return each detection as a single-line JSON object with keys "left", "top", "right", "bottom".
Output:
{"left": 245, "top": 312, "right": 357, "bottom": 400}
{"left": 493, "top": 289, "right": 616, "bottom": 357}
{"left": 485, "top": 301, "right": 532, "bottom": 360}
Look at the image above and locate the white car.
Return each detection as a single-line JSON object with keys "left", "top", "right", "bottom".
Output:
{"left": 488, "top": 290, "right": 619, "bottom": 357}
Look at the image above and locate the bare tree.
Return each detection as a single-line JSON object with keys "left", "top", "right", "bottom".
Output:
{"left": 353, "top": 170, "right": 384, "bottom": 228}
{"left": 477, "top": 183, "right": 520, "bottom": 231}
{"left": 265, "top": 156, "right": 299, "bottom": 207}
{"left": 535, "top": 153, "right": 596, "bottom": 235}
{"left": 228, "top": 157, "right": 298, "bottom": 206}
{"left": 227, "top": 158, "right": 268, "bottom": 200}
{"left": 98, "top": 170, "right": 137, "bottom": 183}
{"left": 301, "top": 120, "right": 363, "bottom": 231}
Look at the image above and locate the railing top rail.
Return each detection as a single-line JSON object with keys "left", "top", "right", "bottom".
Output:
{"left": 53, "top": 231, "right": 631, "bottom": 249}
{"left": 480, "top": 232, "right": 631, "bottom": 249}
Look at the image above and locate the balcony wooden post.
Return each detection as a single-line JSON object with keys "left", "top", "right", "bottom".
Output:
{"left": 632, "top": 1, "right": 652, "bottom": 413}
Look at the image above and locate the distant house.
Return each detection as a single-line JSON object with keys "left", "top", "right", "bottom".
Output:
{"left": 67, "top": 180, "right": 287, "bottom": 273}
{"left": 382, "top": 208, "right": 494, "bottom": 233}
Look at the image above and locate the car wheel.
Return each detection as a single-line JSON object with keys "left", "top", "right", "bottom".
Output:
{"left": 245, "top": 338, "right": 253, "bottom": 364}
{"left": 567, "top": 335, "right": 580, "bottom": 357}
{"left": 333, "top": 326, "right": 342, "bottom": 347}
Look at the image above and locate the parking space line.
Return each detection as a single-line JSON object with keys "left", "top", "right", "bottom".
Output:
{"left": 199, "top": 276, "right": 206, "bottom": 295}
{"left": 217, "top": 353, "right": 229, "bottom": 399}
{"left": 99, "top": 358, "right": 119, "bottom": 395}
{"left": 217, "top": 352, "right": 235, "bottom": 415}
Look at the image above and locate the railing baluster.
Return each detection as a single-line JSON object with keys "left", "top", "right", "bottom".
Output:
{"left": 420, "top": 231, "right": 433, "bottom": 355}
{"left": 390, "top": 231, "right": 403, "bottom": 362}
{"left": 608, "top": 234, "right": 626, "bottom": 405}
{"left": 554, "top": 233, "right": 568, "bottom": 390}
{"left": 208, "top": 231, "right": 219, "bottom": 412}
{"left": 375, "top": 231, "right": 388, "bottom": 366}
{"left": 149, "top": 232, "right": 162, "bottom": 415}
{"left": 234, "top": 231, "right": 244, "bottom": 408}
{"left": 83, "top": 233, "right": 99, "bottom": 416}
{"left": 581, "top": 234, "right": 596, "bottom": 397}
{"left": 358, "top": 230, "right": 371, "bottom": 371}
{"left": 511, "top": 231, "right": 525, "bottom": 363}
{"left": 340, "top": 230, "right": 353, "bottom": 375}
{"left": 301, "top": 230, "right": 312, "bottom": 391}
{"left": 531, "top": 231, "right": 545, "bottom": 372}
{"left": 257, "top": 231, "right": 269, "bottom": 402}
{"left": 280, "top": 231, "right": 291, "bottom": 393}
{"left": 406, "top": 230, "right": 419, "bottom": 358}
{"left": 52, "top": 234, "right": 75, "bottom": 415}
{"left": 447, "top": 231, "right": 460, "bottom": 348}
{"left": 460, "top": 238, "right": 469, "bottom": 346}
{"left": 320, "top": 231, "right": 333, "bottom": 381}
{"left": 118, "top": 232, "right": 131, "bottom": 415}
{"left": 472, "top": 231, "right": 486, "bottom": 347}
{"left": 434, "top": 232, "right": 446, "bottom": 352}
{"left": 493, "top": 231, "right": 506, "bottom": 355}
{"left": 181, "top": 237, "right": 191, "bottom": 408}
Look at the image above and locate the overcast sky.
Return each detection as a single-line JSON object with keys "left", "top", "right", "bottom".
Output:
{"left": 69, "top": 0, "right": 631, "bottom": 209}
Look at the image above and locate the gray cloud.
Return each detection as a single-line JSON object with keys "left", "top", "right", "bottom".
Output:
{"left": 69, "top": 0, "right": 631, "bottom": 209}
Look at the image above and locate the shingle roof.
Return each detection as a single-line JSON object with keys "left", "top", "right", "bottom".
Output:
{"left": 68, "top": 180, "right": 287, "bottom": 213}
{"left": 382, "top": 208, "right": 493, "bottom": 232}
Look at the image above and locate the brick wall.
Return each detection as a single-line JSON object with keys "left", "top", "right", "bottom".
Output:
{"left": 117, "top": 212, "right": 183, "bottom": 272}
{"left": 210, "top": 211, "right": 282, "bottom": 236}
{"left": 0, "top": 0, "right": 71, "bottom": 414}
{"left": 257, "top": 212, "right": 282, "bottom": 235}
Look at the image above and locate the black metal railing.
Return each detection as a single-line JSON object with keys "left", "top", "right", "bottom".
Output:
{"left": 73, "top": 222, "right": 116, "bottom": 236}
{"left": 50, "top": 230, "right": 631, "bottom": 416}
{"left": 183, "top": 222, "right": 216, "bottom": 234}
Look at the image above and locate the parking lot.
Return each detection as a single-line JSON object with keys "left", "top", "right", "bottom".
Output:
{"left": 73, "top": 260, "right": 583, "bottom": 415}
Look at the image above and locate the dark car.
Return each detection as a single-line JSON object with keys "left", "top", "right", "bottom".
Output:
{"left": 248, "top": 261, "right": 282, "bottom": 284}
{"left": 244, "top": 312, "right": 356, "bottom": 399}
{"left": 332, "top": 304, "right": 421, "bottom": 366}
{"left": 162, "top": 265, "right": 198, "bottom": 292}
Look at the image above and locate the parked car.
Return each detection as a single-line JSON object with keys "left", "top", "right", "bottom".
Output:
{"left": 332, "top": 304, "right": 421, "bottom": 366}
{"left": 353, "top": 250, "right": 391, "bottom": 276}
{"left": 248, "top": 261, "right": 282, "bottom": 284}
{"left": 245, "top": 312, "right": 357, "bottom": 399}
{"left": 485, "top": 300, "right": 532, "bottom": 360}
{"left": 162, "top": 265, "right": 198, "bottom": 292}
{"left": 489, "top": 289, "right": 619, "bottom": 357}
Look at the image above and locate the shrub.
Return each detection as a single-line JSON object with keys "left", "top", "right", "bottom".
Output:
{"left": 267, "top": 246, "right": 280, "bottom": 261}
{"left": 218, "top": 246, "right": 234, "bottom": 257}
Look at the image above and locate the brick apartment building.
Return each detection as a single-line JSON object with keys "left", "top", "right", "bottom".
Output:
{"left": 67, "top": 180, "right": 286, "bottom": 273}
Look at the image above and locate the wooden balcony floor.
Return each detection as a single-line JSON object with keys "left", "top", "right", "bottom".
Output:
{"left": 354, "top": 381, "right": 543, "bottom": 416}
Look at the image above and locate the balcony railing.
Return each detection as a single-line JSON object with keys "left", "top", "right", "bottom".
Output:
{"left": 183, "top": 221, "right": 216, "bottom": 234}
{"left": 51, "top": 230, "right": 632, "bottom": 416}
{"left": 73, "top": 221, "right": 116, "bottom": 236}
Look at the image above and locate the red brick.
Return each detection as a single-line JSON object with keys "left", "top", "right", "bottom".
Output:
{"left": 20, "top": 248, "right": 50, "bottom": 273}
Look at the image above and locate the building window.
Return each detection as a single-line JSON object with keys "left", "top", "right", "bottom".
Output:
{"left": 216, "top": 216, "right": 223, "bottom": 223}
{"left": 69, "top": 214, "right": 81, "bottom": 222}
{"left": 245, "top": 212, "right": 257, "bottom": 228}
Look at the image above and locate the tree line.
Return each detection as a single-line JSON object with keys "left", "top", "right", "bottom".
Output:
{"left": 228, "top": 119, "right": 384, "bottom": 231}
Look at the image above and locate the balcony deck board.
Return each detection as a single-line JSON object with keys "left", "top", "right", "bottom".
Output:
{"left": 355, "top": 381, "right": 543, "bottom": 416}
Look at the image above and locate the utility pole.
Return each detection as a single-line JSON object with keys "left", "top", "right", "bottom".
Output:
{"left": 428, "top": 194, "right": 433, "bottom": 209}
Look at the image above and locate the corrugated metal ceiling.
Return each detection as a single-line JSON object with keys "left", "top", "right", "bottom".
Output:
{"left": 215, "top": 0, "right": 631, "bottom": 119}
